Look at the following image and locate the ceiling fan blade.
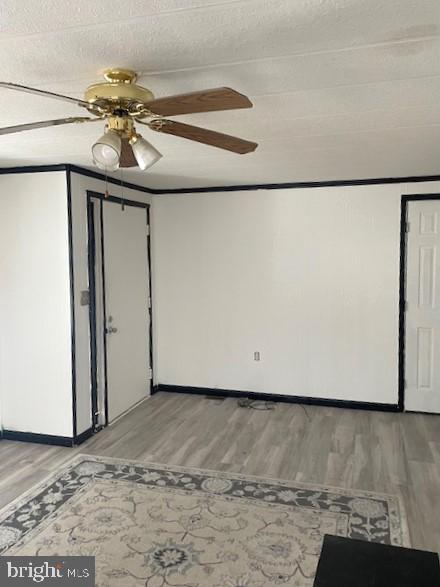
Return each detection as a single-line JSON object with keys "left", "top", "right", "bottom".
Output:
{"left": 0, "top": 82, "right": 96, "bottom": 110}
{"left": 144, "top": 87, "right": 253, "bottom": 116}
{"left": 147, "top": 120, "right": 258, "bottom": 154}
{"left": 0, "top": 116, "right": 99, "bottom": 136}
{"left": 119, "top": 138, "right": 138, "bottom": 168}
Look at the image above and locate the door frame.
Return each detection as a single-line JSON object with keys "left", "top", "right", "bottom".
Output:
{"left": 399, "top": 193, "right": 440, "bottom": 413}
{"left": 86, "top": 190, "right": 153, "bottom": 428}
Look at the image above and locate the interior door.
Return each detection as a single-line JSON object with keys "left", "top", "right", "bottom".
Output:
{"left": 102, "top": 200, "right": 151, "bottom": 422}
{"left": 405, "top": 199, "right": 440, "bottom": 413}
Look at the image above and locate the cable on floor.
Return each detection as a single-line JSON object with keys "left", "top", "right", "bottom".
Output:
{"left": 237, "top": 398, "right": 275, "bottom": 410}
{"left": 299, "top": 404, "right": 311, "bottom": 421}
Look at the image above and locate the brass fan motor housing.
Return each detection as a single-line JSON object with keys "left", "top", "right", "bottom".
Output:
{"left": 85, "top": 68, "right": 154, "bottom": 117}
{"left": 107, "top": 115, "right": 135, "bottom": 139}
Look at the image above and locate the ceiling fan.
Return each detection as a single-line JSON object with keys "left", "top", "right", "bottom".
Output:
{"left": 0, "top": 68, "right": 258, "bottom": 172}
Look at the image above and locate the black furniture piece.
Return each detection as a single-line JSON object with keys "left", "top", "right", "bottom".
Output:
{"left": 314, "top": 534, "right": 440, "bottom": 586}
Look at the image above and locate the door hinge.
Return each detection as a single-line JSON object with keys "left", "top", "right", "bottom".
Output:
{"left": 149, "top": 368, "right": 153, "bottom": 380}
{"left": 405, "top": 221, "right": 410, "bottom": 233}
{"left": 148, "top": 296, "right": 152, "bottom": 309}
{"left": 404, "top": 300, "right": 408, "bottom": 311}
{"left": 146, "top": 224, "right": 150, "bottom": 236}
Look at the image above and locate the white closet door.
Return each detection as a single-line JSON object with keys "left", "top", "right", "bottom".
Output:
{"left": 405, "top": 200, "right": 440, "bottom": 413}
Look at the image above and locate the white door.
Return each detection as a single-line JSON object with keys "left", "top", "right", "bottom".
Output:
{"left": 405, "top": 200, "right": 440, "bottom": 413}
{"left": 103, "top": 200, "right": 151, "bottom": 422}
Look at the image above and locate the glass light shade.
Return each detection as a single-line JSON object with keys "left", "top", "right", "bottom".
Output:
{"left": 130, "top": 135, "right": 162, "bottom": 170}
{"left": 92, "top": 130, "right": 121, "bottom": 171}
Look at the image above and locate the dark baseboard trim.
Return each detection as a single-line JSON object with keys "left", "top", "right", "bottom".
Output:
{"left": 0, "top": 430, "right": 75, "bottom": 447}
{"left": 404, "top": 409, "right": 440, "bottom": 416}
{"left": 0, "top": 427, "right": 95, "bottom": 447}
{"left": 74, "top": 427, "right": 94, "bottom": 445}
{"left": 155, "top": 384, "right": 400, "bottom": 412}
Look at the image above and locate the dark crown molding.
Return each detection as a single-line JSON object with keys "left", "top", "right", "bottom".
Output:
{"left": 0, "top": 164, "right": 67, "bottom": 174}
{"left": 0, "top": 163, "right": 154, "bottom": 195}
{"left": 147, "top": 173, "right": 440, "bottom": 195}
{"left": 66, "top": 164, "right": 153, "bottom": 194}
{"left": 1, "top": 164, "right": 440, "bottom": 195}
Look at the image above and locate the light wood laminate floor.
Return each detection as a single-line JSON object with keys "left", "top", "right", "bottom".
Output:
{"left": 0, "top": 392, "right": 439, "bottom": 553}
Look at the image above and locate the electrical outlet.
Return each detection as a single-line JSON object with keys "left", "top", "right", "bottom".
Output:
{"left": 254, "top": 351, "right": 260, "bottom": 361}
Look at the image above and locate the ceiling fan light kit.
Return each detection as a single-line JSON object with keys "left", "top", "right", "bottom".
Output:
{"left": 92, "top": 129, "right": 121, "bottom": 171}
{"left": 0, "top": 68, "right": 258, "bottom": 172}
{"left": 129, "top": 134, "right": 162, "bottom": 171}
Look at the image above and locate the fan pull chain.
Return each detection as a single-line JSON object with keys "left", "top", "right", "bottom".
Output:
{"left": 104, "top": 169, "right": 109, "bottom": 199}
{"left": 120, "top": 168, "right": 125, "bottom": 211}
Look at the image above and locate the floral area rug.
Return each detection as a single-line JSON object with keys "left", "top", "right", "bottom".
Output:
{"left": 0, "top": 455, "right": 409, "bottom": 586}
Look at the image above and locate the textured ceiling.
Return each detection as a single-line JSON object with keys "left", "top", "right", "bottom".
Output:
{"left": 0, "top": 0, "right": 440, "bottom": 189}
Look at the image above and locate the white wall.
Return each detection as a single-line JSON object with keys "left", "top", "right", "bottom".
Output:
{"left": 70, "top": 172, "right": 152, "bottom": 434}
{"left": 0, "top": 172, "right": 73, "bottom": 436}
{"left": 1, "top": 169, "right": 438, "bottom": 438}
{"left": 152, "top": 180, "right": 440, "bottom": 405}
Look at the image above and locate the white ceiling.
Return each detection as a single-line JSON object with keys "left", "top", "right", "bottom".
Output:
{"left": 1, "top": 0, "right": 440, "bottom": 189}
